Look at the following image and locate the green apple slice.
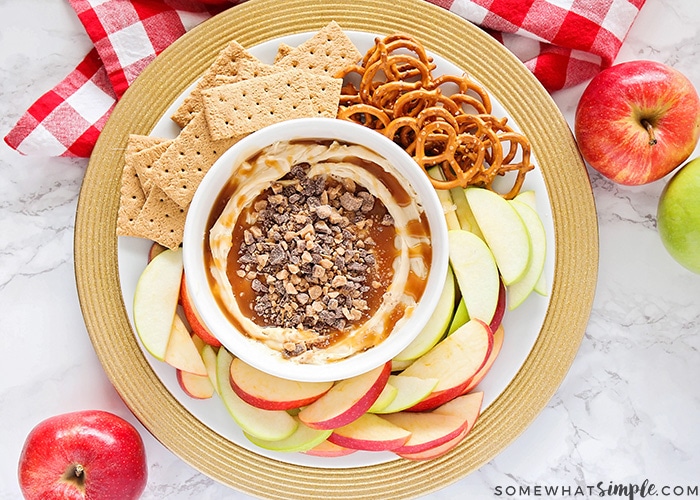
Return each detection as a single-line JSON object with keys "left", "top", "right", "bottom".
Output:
{"left": 448, "top": 229, "right": 500, "bottom": 325}
{"left": 133, "top": 248, "right": 183, "bottom": 361}
{"left": 447, "top": 298, "right": 468, "bottom": 335}
{"left": 393, "top": 266, "right": 455, "bottom": 362}
{"left": 244, "top": 416, "right": 332, "bottom": 452}
{"left": 464, "top": 187, "right": 531, "bottom": 285}
{"left": 513, "top": 190, "right": 548, "bottom": 295}
{"left": 427, "top": 166, "right": 461, "bottom": 230}
{"left": 507, "top": 199, "right": 547, "bottom": 309}
{"left": 368, "top": 383, "right": 399, "bottom": 413}
{"left": 216, "top": 348, "right": 298, "bottom": 441}
{"left": 450, "top": 186, "right": 482, "bottom": 237}
{"left": 372, "top": 374, "right": 439, "bottom": 414}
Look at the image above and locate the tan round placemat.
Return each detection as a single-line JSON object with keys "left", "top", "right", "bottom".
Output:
{"left": 74, "top": 0, "right": 598, "bottom": 498}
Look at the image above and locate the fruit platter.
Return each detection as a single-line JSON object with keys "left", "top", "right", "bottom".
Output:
{"left": 74, "top": 0, "right": 598, "bottom": 497}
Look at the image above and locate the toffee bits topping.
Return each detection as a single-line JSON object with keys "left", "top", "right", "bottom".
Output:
{"left": 235, "top": 163, "right": 395, "bottom": 354}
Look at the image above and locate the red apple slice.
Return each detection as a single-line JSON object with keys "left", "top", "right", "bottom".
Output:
{"left": 328, "top": 413, "right": 412, "bottom": 451}
{"left": 298, "top": 362, "right": 391, "bottom": 430}
{"left": 216, "top": 348, "right": 297, "bottom": 441}
{"left": 490, "top": 279, "right": 507, "bottom": 332}
{"left": 461, "top": 325, "right": 504, "bottom": 394}
{"left": 380, "top": 412, "right": 468, "bottom": 454}
{"left": 163, "top": 315, "right": 207, "bottom": 376}
{"left": 244, "top": 416, "right": 332, "bottom": 452}
{"left": 147, "top": 242, "right": 167, "bottom": 263}
{"left": 176, "top": 369, "right": 214, "bottom": 399}
{"left": 133, "top": 248, "right": 183, "bottom": 360}
{"left": 396, "top": 426, "right": 469, "bottom": 461}
{"left": 229, "top": 357, "right": 333, "bottom": 411}
{"left": 402, "top": 319, "right": 492, "bottom": 411}
{"left": 304, "top": 440, "right": 357, "bottom": 458}
{"left": 180, "top": 275, "right": 221, "bottom": 347}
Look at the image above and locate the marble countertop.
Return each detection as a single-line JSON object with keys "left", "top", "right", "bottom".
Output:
{"left": 1, "top": 1, "right": 699, "bottom": 498}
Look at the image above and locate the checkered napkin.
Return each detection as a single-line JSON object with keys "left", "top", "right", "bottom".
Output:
{"left": 5, "top": 0, "right": 645, "bottom": 158}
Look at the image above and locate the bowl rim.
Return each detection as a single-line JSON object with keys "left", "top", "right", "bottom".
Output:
{"left": 182, "top": 117, "right": 449, "bottom": 382}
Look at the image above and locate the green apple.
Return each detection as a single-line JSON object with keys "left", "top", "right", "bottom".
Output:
{"left": 507, "top": 199, "right": 547, "bottom": 309}
{"left": 657, "top": 157, "right": 700, "bottom": 273}
{"left": 427, "top": 166, "right": 461, "bottom": 230}
{"left": 133, "top": 248, "right": 183, "bottom": 360}
{"left": 368, "top": 383, "right": 399, "bottom": 413}
{"left": 393, "top": 266, "right": 455, "bottom": 362}
{"left": 514, "top": 191, "right": 548, "bottom": 295}
{"left": 464, "top": 187, "right": 531, "bottom": 285}
{"left": 450, "top": 186, "right": 482, "bottom": 237}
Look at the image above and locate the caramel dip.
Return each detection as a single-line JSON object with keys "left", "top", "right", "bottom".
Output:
{"left": 206, "top": 140, "right": 432, "bottom": 364}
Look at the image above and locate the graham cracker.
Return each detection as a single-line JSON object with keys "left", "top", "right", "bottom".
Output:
{"left": 126, "top": 134, "right": 165, "bottom": 154}
{"left": 116, "top": 161, "right": 148, "bottom": 238}
{"left": 303, "top": 72, "right": 343, "bottom": 118}
{"left": 201, "top": 69, "right": 318, "bottom": 141}
{"left": 127, "top": 138, "right": 174, "bottom": 193}
{"left": 171, "top": 39, "right": 259, "bottom": 128}
{"left": 274, "top": 21, "right": 362, "bottom": 77}
{"left": 132, "top": 185, "right": 188, "bottom": 250}
{"left": 150, "top": 111, "right": 240, "bottom": 208}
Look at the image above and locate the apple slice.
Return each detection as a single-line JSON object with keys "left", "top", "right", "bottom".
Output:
{"left": 450, "top": 185, "right": 483, "bottom": 237}
{"left": 304, "top": 439, "right": 357, "bottom": 457}
{"left": 397, "top": 392, "right": 484, "bottom": 460}
{"left": 402, "top": 319, "right": 492, "bottom": 412}
{"left": 490, "top": 279, "right": 507, "bottom": 332}
{"left": 368, "top": 383, "right": 399, "bottom": 413}
{"left": 164, "top": 315, "right": 208, "bottom": 376}
{"left": 448, "top": 229, "right": 500, "bottom": 325}
{"left": 447, "top": 298, "right": 468, "bottom": 335}
{"left": 372, "top": 374, "right": 439, "bottom": 414}
{"left": 394, "top": 266, "right": 455, "bottom": 361}
{"left": 180, "top": 275, "right": 221, "bottom": 347}
{"left": 177, "top": 369, "right": 214, "bottom": 399}
{"left": 133, "top": 248, "right": 183, "bottom": 360}
{"left": 514, "top": 190, "right": 548, "bottom": 296}
{"left": 507, "top": 200, "right": 547, "bottom": 309}
{"left": 380, "top": 412, "right": 468, "bottom": 455}
{"left": 464, "top": 187, "right": 531, "bottom": 285}
{"left": 200, "top": 344, "right": 219, "bottom": 395}
{"left": 396, "top": 426, "right": 469, "bottom": 461}
{"left": 244, "top": 416, "right": 332, "bottom": 452}
{"left": 427, "top": 166, "right": 460, "bottom": 230}
{"left": 216, "top": 348, "right": 297, "bottom": 441}
{"left": 391, "top": 359, "right": 412, "bottom": 372}
{"left": 147, "top": 242, "right": 167, "bottom": 263}
{"left": 462, "top": 325, "right": 504, "bottom": 394}
{"left": 229, "top": 357, "right": 333, "bottom": 411}
{"left": 298, "top": 362, "right": 391, "bottom": 430}
{"left": 328, "top": 413, "right": 412, "bottom": 451}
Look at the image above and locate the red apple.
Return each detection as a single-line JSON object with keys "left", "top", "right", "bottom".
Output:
{"left": 328, "top": 413, "right": 412, "bottom": 451}
{"left": 304, "top": 440, "right": 357, "bottom": 458}
{"left": 575, "top": 60, "right": 700, "bottom": 185}
{"left": 18, "top": 410, "right": 147, "bottom": 500}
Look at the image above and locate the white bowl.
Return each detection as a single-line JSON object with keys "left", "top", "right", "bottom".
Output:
{"left": 183, "top": 118, "right": 448, "bottom": 382}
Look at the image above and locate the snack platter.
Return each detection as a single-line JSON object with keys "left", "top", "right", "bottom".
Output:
{"left": 75, "top": 0, "right": 598, "bottom": 497}
{"left": 117, "top": 28, "right": 553, "bottom": 468}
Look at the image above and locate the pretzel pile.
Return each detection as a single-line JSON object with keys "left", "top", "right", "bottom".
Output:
{"left": 335, "top": 34, "right": 534, "bottom": 199}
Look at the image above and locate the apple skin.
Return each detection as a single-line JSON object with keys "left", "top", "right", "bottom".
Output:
{"left": 657, "top": 157, "right": 700, "bottom": 273}
{"left": 575, "top": 60, "right": 700, "bottom": 185}
{"left": 18, "top": 410, "right": 147, "bottom": 500}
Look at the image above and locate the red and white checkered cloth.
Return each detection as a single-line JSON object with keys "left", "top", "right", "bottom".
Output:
{"left": 5, "top": 0, "right": 645, "bottom": 158}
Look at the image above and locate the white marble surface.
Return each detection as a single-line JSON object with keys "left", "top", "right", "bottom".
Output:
{"left": 1, "top": 1, "right": 699, "bottom": 499}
